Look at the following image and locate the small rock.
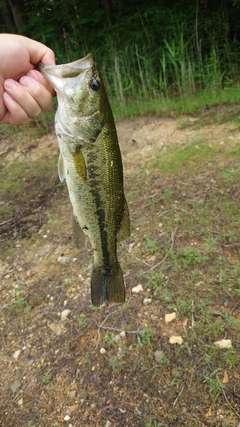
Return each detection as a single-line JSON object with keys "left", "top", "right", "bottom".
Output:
{"left": 143, "top": 298, "right": 152, "bottom": 305}
{"left": 132, "top": 284, "right": 143, "bottom": 294}
{"left": 61, "top": 309, "right": 71, "bottom": 322}
{"left": 68, "top": 390, "right": 76, "bottom": 399}
{"left": 17, "top": 398, "right": 23, "bottom": 406}
{"left": 64, "top": 415, "right": 70, "bottom": 421}
{"left": 222, "top": 371, "right": 229, "bottom": 383}
{"left": 100, "top": 348, "right": 107, "bottom": 355}
{"left": 13, "top": 350, "right": 21, "bottom": 359}
{"left": 58, "top": 256, "right": 70, "bottom": 265}
{"left": 10, "top": 379, "right": 21, "bottom": 393}
{"left": 165, "top": 312, "right": 176, "bottom": 323}
{"left": 214, "top": 339, "right": 232, "bottom": 349}
{"left": 154, "top": 350, "right": 164, "bottom": 363}
{"left": 169, "top": 335, "right": 183, "bottom": 345}
{"left": 129, "top": 242, "right": 135, "bottom": 251}
{"left": 120, "top": 331, "right": 126, "bottom": 338}
{"left": 49, "top": 322, "right": 62, "bottom": 335}
{"left": 115, "top": 335, "right": 121, "bottom": 343}
{"left": 105, "top": 421, "right": 111, "bottom": 427}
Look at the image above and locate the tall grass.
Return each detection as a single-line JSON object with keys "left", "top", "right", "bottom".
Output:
{"left": 12, "top": 5, "right": 240, "bottom": 118}
{"left": 89, "top": 15, "right": 240, "bottom": 116}
{"left": 98, "top": 36, "right": 240, "bottom": 116}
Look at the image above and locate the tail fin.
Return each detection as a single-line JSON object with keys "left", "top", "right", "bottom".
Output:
{"left": 91, "top": 262, "right": 126, "bottom": 306}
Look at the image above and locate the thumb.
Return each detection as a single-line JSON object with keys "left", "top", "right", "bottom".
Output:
{"left": 41, "top": 50, "right": 56, "bottom": 66}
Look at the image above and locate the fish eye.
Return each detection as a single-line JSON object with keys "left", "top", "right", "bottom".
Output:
{"left": 90, "top": 79, "right": 100, "bottom": 91}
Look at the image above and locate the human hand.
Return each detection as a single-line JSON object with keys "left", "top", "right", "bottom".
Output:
{"left": 0, "top": 34, "right": 56, "bottom": 126}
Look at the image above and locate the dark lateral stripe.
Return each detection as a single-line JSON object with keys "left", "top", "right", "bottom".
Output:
{"left": 87, "top": 151, "right": 111, "bottom": 269}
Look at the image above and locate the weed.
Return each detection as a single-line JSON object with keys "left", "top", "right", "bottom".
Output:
{"left": 203, "top": 345, "right": 218, "bottom": 366}
{"left": 103, "top": 332, "right": 117, "bottom": 348}
{"left": 181, "top": 246, "right": 209, "bottom": 268}
{"left": 205, "top": 319, "right": 225, "bottom": 340}
{"left": 13, "top": 287, "right": 28, "bottom": 312}
{"left": 204, "top": 370, "right": 223, "bottom": 400}
{"left": 144, "top": 235, "right": 159, "bottom": 254}
{"left": 80, "top": 354, "right": 89, "bottom": 365}
{"left": 221, "top": 167, "right": 240, "bottom": 184}
{"left": 203, "top": 237, "right": 218, "bottom": 251}
{"left": 88, "top": 304, "right": 99, "bottom": 311}
{"left": 42, "top": 373, "right": 52, "bottom": 385}
{"left": 109, "top": 354, "right": 123, "bottom": 374}
{"left": 109, "top": 347, "right": 126, "bottom": 374}
{"left": 79, "top": 389, "right": 88, "bottom": 399}
{"left": 145, "top": 419, "right": 167, "bottom": 427}
{"left": 76, "top": 317, "right": 87, "bottom": 328}
{"left": 221, "top": 349, "right": 238, "bottom": 369}
{"left": 161, "top": 189, "right": 173, "bottom": 204}
{"left": 175, "top": 299, "right": 193, "bottom": 317}
{"left": 146, "top": 272, "right": 164, "bottom": 292}
{"left": 136, "top": 324, "right": 153, "bottom": 349}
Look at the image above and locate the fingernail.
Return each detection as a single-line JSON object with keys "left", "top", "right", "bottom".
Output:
{"left": 3, "top": 91, "right": 13, "bottom": 101}
{"left": 4, "top": 80, "right": 17, "bottom": 90}
{"left": 19, "top": 76, "right": 31, "bottom": 87}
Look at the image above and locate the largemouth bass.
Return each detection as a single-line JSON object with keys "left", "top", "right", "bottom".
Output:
{"left": 39, "top": 54, "right": 130, "bottom": 306}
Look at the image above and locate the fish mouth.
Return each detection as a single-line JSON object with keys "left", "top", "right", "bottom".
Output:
{"left": 38, "top": 53, "right": 94, "bottom": 79}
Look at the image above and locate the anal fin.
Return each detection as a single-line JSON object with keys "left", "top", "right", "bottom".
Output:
{"left": 117, "top": 198, "right": 130, "bottom": 243}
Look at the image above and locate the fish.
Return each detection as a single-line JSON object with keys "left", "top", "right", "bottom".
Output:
{"left": 39, "top": 54, "right": 130, "bottom": 306}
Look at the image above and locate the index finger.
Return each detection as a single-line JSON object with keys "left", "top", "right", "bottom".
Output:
{"left": 26, "top": 69, "right": 56, "bottom": 96}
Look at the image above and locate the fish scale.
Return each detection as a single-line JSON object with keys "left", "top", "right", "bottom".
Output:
{"left": 39, "top": 54, "right": 130, "bottom": 306}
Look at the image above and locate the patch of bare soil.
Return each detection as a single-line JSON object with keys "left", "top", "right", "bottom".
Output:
{"left": 0, "top": 114, "right": 240, "bottom": 427}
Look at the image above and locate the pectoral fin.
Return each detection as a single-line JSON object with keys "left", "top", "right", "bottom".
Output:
{"left": 117, "top": 198, "right": 130, "bottom": 243}
{"left": 72, "top": 149, "right": 87, "bottom": 182}
{"left": 72, "top": 215, "right": 86, "bottom": 249}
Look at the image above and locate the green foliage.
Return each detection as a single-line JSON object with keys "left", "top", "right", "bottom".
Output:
{"left": 2, "top": 0, "right": 240, "bottom": 115}
{"left": 181, "top": 246, "right": 209, "bottom": 268}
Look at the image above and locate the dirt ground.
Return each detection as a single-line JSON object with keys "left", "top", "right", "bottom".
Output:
{"left": 0, "top": 112, "right": 239, "bottom": 427}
